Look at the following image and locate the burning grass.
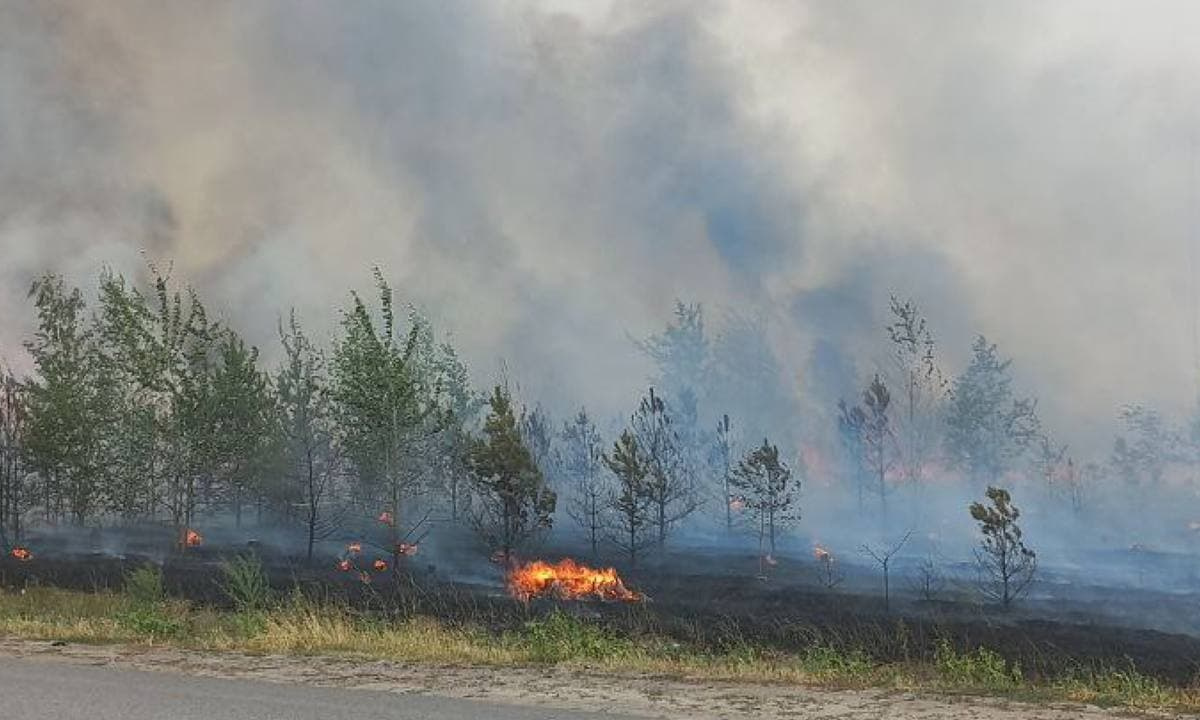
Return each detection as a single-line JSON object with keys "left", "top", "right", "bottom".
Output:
{"left": 0, "top": 583, "right": 1197, "bottom": 713}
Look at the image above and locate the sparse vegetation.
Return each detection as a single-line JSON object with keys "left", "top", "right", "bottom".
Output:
{"left": 0, "top": 585, "right": 1196, "bottom": 713}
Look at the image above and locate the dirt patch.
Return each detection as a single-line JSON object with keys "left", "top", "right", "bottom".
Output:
{"left": 0, "top": 638, "right": 1181, "bottom": 719}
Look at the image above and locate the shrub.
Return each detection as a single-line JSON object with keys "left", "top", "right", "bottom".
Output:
{"left": 934, "top": 639, "right": 1021, "bottom": 688}
{"left": 219, "top": 555, "right": 271, "bottom": 612}
{"left": 124, "top": 565, "right": 166, "bottom": 607}
{"left": 520, "top": 610, "right": 632, "bottom": 663}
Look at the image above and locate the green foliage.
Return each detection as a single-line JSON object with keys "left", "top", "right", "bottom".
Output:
{"left": 730, "top": 438, "right": 798, "bottom": 555}
{"left": 799, "top": 645, "right": 874, "bottom": 679}
{"left": 970, "top": 486, "right": 1037, "bottom": 608}
{"left": 120, "top": 565, "right": 184, "bottom": 637}
{"left": 934, "top": 639, "right": 1021, "bottom": 688}
{"left": 469, "top": 385, "right": 556, "bottom": 559}
{"left": 519, "top": 610, "right": 632, "bottom": 662}
{"left": 124, "top": 565, "right": 166, "bottom": 607}
{"left": 219, "top": 555, "right": 272, "bottom": 612}
{"left": 603, "top": 429, "right": 653, "bottom": 566}
{"left": 945, "top": 336, "right": 1040, "bottom": 486}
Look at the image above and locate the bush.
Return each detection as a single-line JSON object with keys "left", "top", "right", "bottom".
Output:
{"left": 520, "top": 610, "right": 632, "bottom": 663}
{"left": 118, "top": 606, "right": 185, "bottom": 638}
{"left": 219, "top": 555, "right": 271, "bottom": 612}
{"left": 124, "top": 565, "right": 166, "bottom": 607}
{"left": 934, "top": 639, "right": 1021, "bottom": 688}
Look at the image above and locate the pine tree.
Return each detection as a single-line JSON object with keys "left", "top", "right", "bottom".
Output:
{"left": 603, "top": 430, "right": 654, "bottom": 568}
{"left": 631, "top": 387, "right": 698, "bottom": 547}
{"left": 468, "top": 385, "right": 556, "bottom": 562}
{"left": 945, "top": 336, "right": 1040, "bottom": 487}
{"left": 730, "top": 438, "right": 799, "bottom": 572}
{"left": 970, "top": 486, "right": 1036, "bottom": 609}
{"left": 560, "top": 408, "right": 607, "bottom": 558}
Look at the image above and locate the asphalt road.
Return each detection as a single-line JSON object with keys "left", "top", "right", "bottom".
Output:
{"left": 0, "top": 656, "right": 643, "bottom": 720}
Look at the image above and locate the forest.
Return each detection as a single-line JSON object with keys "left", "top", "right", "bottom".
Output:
{"left": 0, "top": 263, "right": 1197, "bottom": 600}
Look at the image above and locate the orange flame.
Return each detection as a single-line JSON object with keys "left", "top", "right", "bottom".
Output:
{"left": 814, "top": 544, "right": 832, "bottom": 562}
{"left": 337, "top": 559, "right": 352, "bottom": 572}
{"left": 10, "top": 547, "right": 31, "bottom": 561}
{"left": 373, "top": 559, "right": 388, "bottom": 572}
{"left": 506, "top": 558, "right": 642, "bottom": 603}
{"left": 347, "top": 542, "right": 362, "bottom": 555}
{"left": 184, "top": 529, "right": 203, "bottom": 547}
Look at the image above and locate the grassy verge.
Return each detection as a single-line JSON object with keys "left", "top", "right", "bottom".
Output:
{"left": 0, "top": 580, "right": 1196, "bottom": 714}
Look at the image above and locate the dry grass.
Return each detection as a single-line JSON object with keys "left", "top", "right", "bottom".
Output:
{"left": 1, "top": 585, "right": 1197, "bottom": 714}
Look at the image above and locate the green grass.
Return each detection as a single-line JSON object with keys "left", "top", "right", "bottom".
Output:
{"left": 0, "top": 584, "right": 1196, "bottom": 714}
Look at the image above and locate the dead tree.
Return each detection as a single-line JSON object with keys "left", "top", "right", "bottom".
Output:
{"left": 860, "top": 529, "right": 912, "bottom": 613}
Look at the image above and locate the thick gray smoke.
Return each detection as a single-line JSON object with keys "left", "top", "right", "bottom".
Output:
{"left": 4, "top": 0, "right": 1200, "bottom": 457}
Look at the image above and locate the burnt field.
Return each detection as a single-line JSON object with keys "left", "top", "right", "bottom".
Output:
{"left": 4, "top": 531, "right": 1200, "bottom": 689}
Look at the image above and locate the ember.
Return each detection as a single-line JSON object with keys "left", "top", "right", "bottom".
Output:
{"left": 507, "top": 558, "right": 642, "bottom": 603}
{"left": 396, "top": 542, "right": 418, "bottom": 557}
{"left": 814, "top": 544, "right": 831, "bottom": 561}
{"left": 373, "top": 559, "right": 388, "bottom": 572}
{"left": 184, "top": 529, "right": 203, "bottom": 547}
{"left": 9, "top": 546, "right": 31, "bottom": 561}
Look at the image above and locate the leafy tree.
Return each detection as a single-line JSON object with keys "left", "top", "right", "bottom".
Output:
{"left": 96, "top": 267, "right": 220, "bottom": 546}
{"left": 559, "top": 408, "right": 607, "bottom": 558}
{"left": 603, "top": 430, "right": 654, "bottom": 568}
{"left": 970, "top": 486, "right": 1036, "bottom": 609}
{"left": 210, "top": 330, "right": 274, "bottom": 527}
{"left": 1109, "top": 404, "right": 1175, "bottom": 524}
{"left": 945, "top": 336, "right": 1040, "bottom": 487}
{"left": 519, "top": 403, "right": 553, "bottom": 479}
{"left": 468, "top": 385, "right": 556, "bottom": 562}
{"left": 22, "top": 274, "right": 108, "bottom": 524}
{"left": 636, "top": 301, "right": 708, "bottom": 406}
{"left": 331, "top": 269, "right": 441, "bottom": 558}
{"left": 0, "top": 368, "right": 28, "bottom": 542}
{"left": 885, "top": 296, "right": 948, "bottom": 487}
{"left": 276, "top": 311, "right": 343, "bottom": 563}
{"left": 630, "top": 387, "right": 698, "bottom": 547}
{"left": 428, "top": 342, "right": 479, "bottom": 522}
{"left": 730, "top": 438, "right": 799, "bottom": 573}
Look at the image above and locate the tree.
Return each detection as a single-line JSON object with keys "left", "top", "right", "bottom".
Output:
{"left": 603, "top": 430, "right": 654, "bottom": 568}
{"left": 0, "top": 368, "right": 27, "bottom": 543}
{"left": 970, "top": 486, "right": 1036, "bottom": 609}
{"left": 331, "top": 269, "right": 442, "bottom": 563}
{"left": 630, "top": 387, "right": 698, "bottom": 547}
{"left": 945, "top": 337, "right": 1040, "bottom": 487}
{"left": 468, "top": 385, "right": 556, "bottom": 563}
{"left": 560, "top": 408, "right": 607, "bottom": 558}
{"left": 712, "top": 414, "right": 736, "bottom": 533}
{"left": 884, "top": 296, "right": 948, "bottom": 487}
{"left": 277, "top": 311, "right": 343, "bottom": 564}
{"left": 839, "top": 375, "right": 897, "bottom": 518}
{"left": 730, "top": 438, "right": 799, "bottom": 575}
{"left": 1109, "top": 404, "right": 1175, "bottom": 525}
{"left": 519, "top": 403, "right": 553, "bottom": 479}
{"left": 96, "top": 267, "right": 220, "bottom": 547}
{"left": 22, "top": 274, "right": 108, "bottom": 524}
{"left": 860, "top": 530, "right": 912, "bottom": 613}
{"left": 210, "top": 330, "right": 274, "bottom": 527}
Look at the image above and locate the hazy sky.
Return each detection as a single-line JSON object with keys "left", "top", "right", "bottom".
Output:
{"left": 3, "top": 1, "right": 1200, "bottom": 455}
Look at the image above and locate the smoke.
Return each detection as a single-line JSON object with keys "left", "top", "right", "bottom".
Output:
{"left": 4, "top": 1, "right": 1200, "bottom": 456}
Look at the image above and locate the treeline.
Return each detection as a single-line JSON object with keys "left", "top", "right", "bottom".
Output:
{"left": 1, "top": 266, "right": 1198, "bottom": 566}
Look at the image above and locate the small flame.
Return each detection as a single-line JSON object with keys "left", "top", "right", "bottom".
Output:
{"left": 10, "top": 547, "right": 31, "bottom": 561}
{"left": 396, "top": 543, "right": 418, "bottom": 557}
{"left": 814, "top": 544, "right": 832, "bottom": 562}
{"left": 184, "top": 529, "right": 203, "bottom": 547}
{"left": 347, "top": 542, "right": 362, "bottom": 555}
{"left": 378, "top": 511, "right": 394, "bottom": 526}
{"left": 337, "top": 559, "right": 352, "bottom": 572}
{"left": 373, "top": 559, "right": 388, "bottom": 572}
{"left": 507, "top": 558, "right": 642, "bottom": 603}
